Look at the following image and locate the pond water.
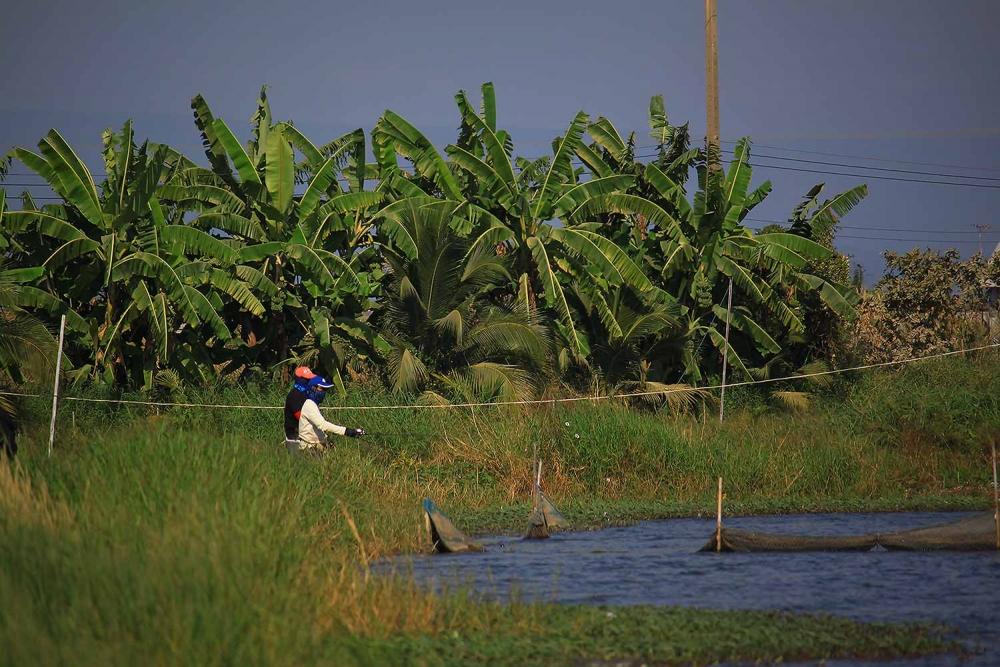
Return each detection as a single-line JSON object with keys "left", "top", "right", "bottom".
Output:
{"left": 381, "top": 512, "right": 1000, "bottom": 665}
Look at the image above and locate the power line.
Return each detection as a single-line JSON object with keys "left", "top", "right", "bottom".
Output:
{"left": 620, "top": 150, "right": 1000, "bottom": 188}
{"left": 745, "top": 224, "right": 989, "bottom": 244}
{"left": 1, "top": 182, "right": 73, "bottom": 187}
{"left": 720, "top": 140, "right": 1000, "bottom": 174}
{"left": 743, "top": 152, "right": 1000, "bottom": 182}
{"left": 14, "top": 147, "right": 996, "bottom": 185}
{"left": 607, "top": 141, "right": 1000, "bottom": 175}
{"left": 743, "top": 217, "right": 1000, "bottom": 235}
{"left": 626, "top": 149, "right": 1000, "bottom": 187}
{"left": 748, "top": 161, "right": 1000, "bottom": 189}
{"left": 828, "top": 234, "right": 982, "bottom": 244}
{"left": 4, "top": 195, "right": 62, "bottom": 200}
{"left": 7, "top": 148, "right": 1000, "bottom": 197}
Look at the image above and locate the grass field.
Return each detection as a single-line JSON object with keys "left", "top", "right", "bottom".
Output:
{"left": 2, "top": 351, "right": 996, "bottom": 665}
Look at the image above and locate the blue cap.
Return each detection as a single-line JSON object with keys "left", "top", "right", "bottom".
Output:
{"left": 307, "top": 376, "right": 336, "bottom": 390}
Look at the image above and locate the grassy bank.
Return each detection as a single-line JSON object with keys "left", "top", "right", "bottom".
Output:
{"left": 0, "top": 431, "right": 961, "bottom": 666}
{"left": 2, "top": 352, "right": 997, "bottom": 664}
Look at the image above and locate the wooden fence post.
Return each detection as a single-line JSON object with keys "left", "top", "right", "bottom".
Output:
{"left": 992, "top": 440, "right": 998, "bottom": 551}
{"left": 47, "top": 315, "right": 67, "bottom": 458}
{"left": 715, "top": 476, "right": 723, "bottom": 552}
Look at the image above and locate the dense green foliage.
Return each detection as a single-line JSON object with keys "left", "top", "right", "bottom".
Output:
{"left": 1, "top": 85, "right": 867, "bottom": 401}
{"left": 852, "top": 248, "right": 1000, "bottom": 364}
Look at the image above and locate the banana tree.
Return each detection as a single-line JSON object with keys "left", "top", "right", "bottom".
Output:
{"left": 372, "top": 83, "right": 653, "bottom": 361}
{"left": 578, "top": 139, "right": 858, "bottom": 381}
{"left": 163, "top": 90, "right": 387, "bottom": 386}
{"left": 568, "top": 281, "right": 680, "bottom": 385}
{"left": 575, "top": 95, "right": 699, "bottom": 223}
{"left": 777, "top": 182, "right": 869, "bottom": 363}
{"left": 4, "top": 123, "right": 256, "bottom": 385}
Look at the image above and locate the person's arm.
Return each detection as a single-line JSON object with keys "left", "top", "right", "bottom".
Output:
{"left": 300, "top": 399, "right": 346, "bottom": 436}
{"left": 300, "top": 400, "right": 364, "bottom": 437}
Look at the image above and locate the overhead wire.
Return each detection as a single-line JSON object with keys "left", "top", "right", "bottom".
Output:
{"left": 6, "top": 147, "right": 1000, "bottom": 190}
{"left": 743, "top": 217, "right": 996, "bottom": 234}
{"left": 745, "top": 161, "right": 1000, "bottom": 189}
{"left": 743, "top": 152, "right": 1000, "bottom": 181}
{"left": 820, "top": 235, "right": 982, "bottom": 244}
{"left": 719, "top": 140, "right": 1000, "bottom": 173}
{"left": 4, "top": 144, "right": 1000, "bottom": 184}
{"left": 3, "top": 343, "right": 996, "bottom": 410}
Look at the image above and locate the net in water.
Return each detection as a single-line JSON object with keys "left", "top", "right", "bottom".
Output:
{"left": 879, "top": 512, "right": 997, "bottom": 551}
{"left": 524, "top": 506, "right": 550, "bottom": 540}
{"left": 702, "top": 528, "right": 878, "bottom": 552}
{"left": 423, "top": 498, "right": 483, "bottom": 554}
{"left": 539, "top": 492, "right": 570, "bottom": 530}
{"left": 701, "top": 512, "right": 998, "bottom": 553}
{"left": 524, "top": 491, "right": 569, "bottom": 540}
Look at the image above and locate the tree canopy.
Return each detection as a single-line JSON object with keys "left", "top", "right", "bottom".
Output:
{"left": 1, "top": 84, "right": 870, "bottom": 404}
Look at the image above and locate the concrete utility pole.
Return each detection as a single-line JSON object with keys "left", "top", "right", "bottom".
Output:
{"left": 975, "top": 224, "right": 992, "bottom": 255}
{"left": 705, "top": 0, "right": 721, "bottom": 171}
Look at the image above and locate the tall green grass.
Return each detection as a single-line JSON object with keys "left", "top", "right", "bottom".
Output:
{"left": 2, "top": 352, "right": 994, "bottom": 664}
{"left": 18, "top": 350, "right": 999, "bottom": 522}
{"left": 1, "top": 428, "right": 959, "bottom": 666}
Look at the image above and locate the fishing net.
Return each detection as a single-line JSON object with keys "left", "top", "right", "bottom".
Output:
{"left": 879, "top": 512, "right": 998, "bottom": 551}
{"left": 539, "top": 492, "right": 570, "bottom": 530}
{"left": 523, "top": 491, "right": 568, "bottom": 539}
{"left": 702, "top": 528, "right": 878, "bottom": 552}
{"left": 524, "top": 506, "right": 550, "bottom": 540}
{"left": 701, "top": 512, "right": 998, "bottom": 553}
{"left": 423, "top": 498, "right": 483, "bottom": 554}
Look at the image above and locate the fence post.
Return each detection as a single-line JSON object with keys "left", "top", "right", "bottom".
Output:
{"left": 992, "top": 440, "right": 998, "bottom": 551}
{"left": 719, "top": 278, "right": 733, "bottom": 422}
{"left": 47, "top": 314, "right": 67, "bottom": 458}
{"left": 715, "top": 476, "right": 724, "bottom": 552}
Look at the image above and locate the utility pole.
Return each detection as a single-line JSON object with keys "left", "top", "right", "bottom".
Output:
{"left": 705, "top": 0, "right": 721, "bottom": 171}
{"left": 975, "top": 224, "right": 992, "bottom": 255}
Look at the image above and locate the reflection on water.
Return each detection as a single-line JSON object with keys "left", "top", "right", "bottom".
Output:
{"left": 380, "top": 512, "right": 1000, "bottom": 666}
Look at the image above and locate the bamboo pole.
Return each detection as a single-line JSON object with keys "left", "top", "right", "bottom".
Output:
{"left": 992, "top": 440, "right": 998, "bottom": 551}
{"left": 531, "top": 442, "right": 540, "bottom": 508}
{"left": 47, "top": 314, "right": 67, "bottom": 458}
{"left": 534, "top": 459, "right": 543, "bottom": 510}
{"left": 715, "top": 476, "right": 723, "bottom": 552}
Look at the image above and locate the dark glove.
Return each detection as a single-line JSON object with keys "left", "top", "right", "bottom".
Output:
{"left": 346, "top": 427, "right": 365, "bottom": 438}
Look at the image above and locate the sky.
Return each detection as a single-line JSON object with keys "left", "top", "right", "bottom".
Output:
{"left": 2, "top": 0, "right": 999, "bottom": 279}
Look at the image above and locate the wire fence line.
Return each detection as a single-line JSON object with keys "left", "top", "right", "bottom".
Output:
{"left": 3, "top": 342, "right": 997, "bottom": 413}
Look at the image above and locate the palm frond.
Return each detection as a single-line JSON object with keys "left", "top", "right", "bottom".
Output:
{"left": 771, "top": 390, "right": 812, "bottom": 411}
{"left": 464, "top": 315, "right": 548, "bottom": 364}
{"left": 810, "top": 184, "right": 869, "bottom": 230}
{"left": 459, "top": 362, "right": 536, "bottom": 402}
{"left": 622, "top": 381, "right": 712, "bottom": 413}
{"left": 795, "top": 359, "right": 833, "bottom": 387}
{"left": 388, "top": 346, "right": 428, "bottom": 394}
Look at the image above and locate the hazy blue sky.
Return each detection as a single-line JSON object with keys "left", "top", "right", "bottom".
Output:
{"left": 2, "top": 0, "right": 998, "bottom": 277}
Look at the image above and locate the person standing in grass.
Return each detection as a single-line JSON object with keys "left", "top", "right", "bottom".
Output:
{"left": 283, "top": 371, "right": 365, "bottom": 453}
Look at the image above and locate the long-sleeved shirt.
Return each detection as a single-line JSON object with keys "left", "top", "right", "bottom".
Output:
{"left": 297, "top": 398, "right": 347, "bottom": 448}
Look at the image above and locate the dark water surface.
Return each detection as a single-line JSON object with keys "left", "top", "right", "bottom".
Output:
{"left": 381, "top": 512, "right": 1000, "bottom": 665}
